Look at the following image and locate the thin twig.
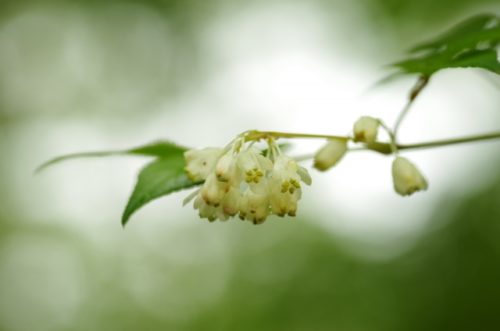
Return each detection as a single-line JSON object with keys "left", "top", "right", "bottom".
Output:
{"left": 393, "top": 75, "right": 430, "bottom": 140}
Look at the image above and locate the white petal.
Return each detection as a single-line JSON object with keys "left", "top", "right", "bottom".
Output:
{"left": 297, "top": 166, "right": 312, "bottom": 185}
{"left": 183, "top": 188, "right": 200, "bottom": 206}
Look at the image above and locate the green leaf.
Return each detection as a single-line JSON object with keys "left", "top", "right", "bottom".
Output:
{"left": 36, "top": 140, "right": 187, "bottom": 173}
{"left": 410, "top": 14, "right": 499, "bottom": 53}
{"left": 127, "top": 141, "right": 188, "bottom": 157}
{"left": 448, "top": 49, "right": 500, "bottom": 73}
{"left": 122, "top": 153, "right": 201, "bottom": 226}
{"left": 38, "top": 140, "right": 202, "bottom": 225}
{"left": 392, "top": 49, "right": 500, "bottom": 76}
{"left": 390, "top": 14, "right": 500, "bottom": 77}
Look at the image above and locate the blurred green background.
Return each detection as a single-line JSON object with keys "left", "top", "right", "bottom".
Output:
{"left": 1, "top": 0, "right": 500, "bottom": 330}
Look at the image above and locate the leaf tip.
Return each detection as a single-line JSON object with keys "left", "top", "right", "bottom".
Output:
{"left": 121, "top": 212, "right": 131, "bottom": 228}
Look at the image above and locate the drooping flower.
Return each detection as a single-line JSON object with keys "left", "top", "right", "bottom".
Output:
{"left": 200, "top": 173, "right": 229, "bottom": 206}
{"left": 184, "top": 147, "right": 223, "bottom": 181}
{"left": 392, "top": 156, "right": 428, "bottom": 196}
{"left": 239, "top": 185, "right": 270, "bottom": 224}
{"left": 269, "top": 155, "right": 310, "bottom": 217}
{"left": 215, "top": 152, "right": 239, "bottom": 183}
{"left": 193, "top": 194, "right": 228, "bottom": 222}
{"left": 313, "top": 139, "right": 348, "bottom": 171}
{"left": 237, "top": 148, "right": 273, "bottom": 184}
{"left": 353, "top": 116, "right": 379, "bottom": 144}
{"left": 221, "top": 187, "right": 241, "bottom": 216}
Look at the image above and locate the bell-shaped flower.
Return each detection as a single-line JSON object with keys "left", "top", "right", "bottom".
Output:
{"left": 313, "top": 139, "right": 347, "bottom": 171}
{"left": 392, "top": 156, "right": 428, "bottom": 196}
{"left": 184, "top": 147, "right": 223, "bottom": 181}
{"left": 221, "top": 187, "right": 241, "bottom": 216}
{"left": 215, "top": 152, "right": 239, "bottom": 184}
{"left": 269, "top": 185, "right": 300, "bottom": 217}
{"left": 239, "top": 185, "right": 270, "bottom": 224}
{"left": 237, "top": 148, "right": 273, "bottom": 184}
{"left": 200, "top": 173, "right": 229, "bottom": 206}
{"left": 268, "top": 155, "right": 309, "bottom": 217}
{"left": 193, "top": 194, "right": 228, "bottom": 222}
{"left": 353, "top": 116, "right": 379, "bottom": 144}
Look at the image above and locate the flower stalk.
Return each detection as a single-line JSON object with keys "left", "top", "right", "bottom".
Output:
{"left": 241, "top": 130, "right": 500, "bottom": 156}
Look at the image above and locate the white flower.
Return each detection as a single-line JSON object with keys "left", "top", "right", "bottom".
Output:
{"left": 269, "top": 184, "right": 300, "bottom": 217}
{"left": 239, "top": 186, "right": 270, "bottom": 224}
{"left": 184, "top": 147, "right": 223, "bottom": 181}
{"left": 269, "top": 155, "right": 310, "bottom": 217}
{"left": 193, "top": 194, "right": 228, "bottom": 222}
{"left": 392, "top": 156, "right": 428, "bottom": 196}
{"left": 221, "top": 187, "right": 240, "bottom": 216}
{"left": 200, "top": 173, "right": 229, "bottom": 206}
{"left": 237, "top": 148, "right": 273, "bottom": 184}
{"left": 353, "top": 116, "right": 379, "bottom": 144}
{"left": 215, "top": 152, "right": 239, "bottom": 183}
{"left": 313, "top": 139, "right": 347, "bottom": 171}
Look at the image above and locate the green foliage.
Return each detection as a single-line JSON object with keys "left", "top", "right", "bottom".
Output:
{"left": 36, "top": 141, "right": 188, "bottom": 173}
{"left": 38, "top": 141, "right": 201, "bottom": 225}
{"left": 391, "top": 14, "right": 500, "bottom": 76}
{"left": 122, "top": 154, "right": 200, "bottom": 226}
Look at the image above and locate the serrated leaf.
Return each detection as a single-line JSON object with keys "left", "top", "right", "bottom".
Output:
{"left": 36, "top": 140, "right": 186, "bottom": 173}
{"left": 122, "top": 153, "right": 201, "bottom": 226}
{"left": 390, "top": 13, "right": 500, "bottom": 77}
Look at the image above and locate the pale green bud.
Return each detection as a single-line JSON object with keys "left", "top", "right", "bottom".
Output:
{"left": 313, "top": 139, "right": 347, "bottom": 171}
{"left": 392, "top": 156, "right": 428, "bottom": 196}
{"left": 353, "top": 116, "right": 379, "bottom": 144}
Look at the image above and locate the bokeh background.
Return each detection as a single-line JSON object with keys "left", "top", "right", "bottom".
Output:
{"left": 1, "top": 0, "right": 500, "bottom": 330}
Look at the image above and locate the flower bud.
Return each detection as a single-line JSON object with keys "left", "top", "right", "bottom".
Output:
{"left": 392, "top": 157, "right": 428, "bottom": 196}
{"left": 313, "top": 139, "right": 347, "bottom": 171}
{"left": 353, "top": 116, "right": 379, "bottom": 143}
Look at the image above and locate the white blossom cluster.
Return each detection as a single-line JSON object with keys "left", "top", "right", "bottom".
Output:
{"left": 183, "top": 138, "right": 311, "bottom": 224}
{"left": 184, "top": 116, "right": 428, "bottom": 224}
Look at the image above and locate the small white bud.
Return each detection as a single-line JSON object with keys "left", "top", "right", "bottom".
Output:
{"left": 353, "top": 116, "right": 379, "bottom": 143}
{"left": 313, "top": 139, "right": 347, "bottom": 171}
{"left": 392, "top": 156, "right": 428, "bottom": 196}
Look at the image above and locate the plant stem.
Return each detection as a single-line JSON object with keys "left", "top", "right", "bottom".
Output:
{"left": 377, "top": 120, "right": 398, "bottom": 154}
{"left": 244, "top": 130, "right": 350, "bottom": 141}
{"left": 246, "top": 130, "right": 500, "bottom": 156}
{"left": 365, "top": 132, "right": 500, "bottom": 155}
{"left": 393, "top": 75, "right": 429, "bottom": 140}
{"left": 398, "top": 132, "right": 500, "bottom": 151}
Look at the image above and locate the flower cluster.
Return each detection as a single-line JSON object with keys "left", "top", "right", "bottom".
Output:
{"left": 183, "top": 138, "right": 311, "bottom": 224}
{"left": 184, "top": 115, "right": 429, "bottom": 224}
